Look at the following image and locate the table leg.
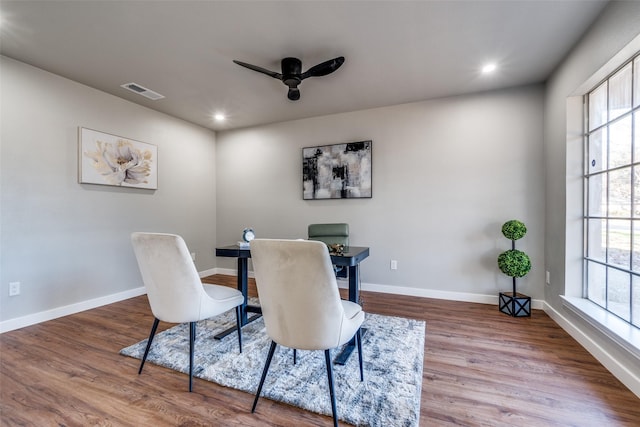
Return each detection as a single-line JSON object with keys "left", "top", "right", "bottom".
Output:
{"left": 214, "top": 312, "right": 261, "bottom": 339}
{"left": 348, "top": 264, "right": 358, "bottom": 304}
{"left": 237, "top": 257, "right": 249, "bottom": 324}
{"left": 214, "top": 257, "right": 262, "bottom": 340}
{"left": 335, "top": 264, "right": 364, "bottom": 365}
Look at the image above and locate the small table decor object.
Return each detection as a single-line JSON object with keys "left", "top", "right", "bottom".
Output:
{"left": 497, "top": 220, "right": 531, "bottom": 317}
{"left": 328, "top": 243, "right": 345, "bottom": 255}
{"left": 238, "top": 228, "right": 255, "bottom": 249}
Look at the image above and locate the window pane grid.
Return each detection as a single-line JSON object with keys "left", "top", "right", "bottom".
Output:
{"left": 587, "top": 106, "right": 639, "bottom": 136}
{"left": 584, "top": 51, "right": 640, "bottom": 330}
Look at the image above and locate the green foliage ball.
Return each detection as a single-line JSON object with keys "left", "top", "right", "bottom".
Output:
{"left": 497, "top": 249, "right": 531, "bottom": 278}
{"left": 502, "top": 220, "right": 527, "bottom": 241}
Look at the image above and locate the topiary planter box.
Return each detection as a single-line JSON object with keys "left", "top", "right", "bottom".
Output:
{"left": 499, "top": 292, "right": 531, "bottom": 317}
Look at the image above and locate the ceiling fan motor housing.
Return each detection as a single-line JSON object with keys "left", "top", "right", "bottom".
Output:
{"left": 282, "top": 57, "right": 302, "bottom": 87}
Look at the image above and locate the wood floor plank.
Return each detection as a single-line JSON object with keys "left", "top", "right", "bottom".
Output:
{"left": 1, "top": 274, "right": 639, "bottom": 426}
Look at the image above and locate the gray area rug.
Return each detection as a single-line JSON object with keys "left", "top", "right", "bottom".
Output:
{"left": 120, "top": 303, "right": 424, "bottom": 427}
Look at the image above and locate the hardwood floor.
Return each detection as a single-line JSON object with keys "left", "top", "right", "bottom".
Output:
{"left": 1, "top": 274, "right": 639, "bottom": 426}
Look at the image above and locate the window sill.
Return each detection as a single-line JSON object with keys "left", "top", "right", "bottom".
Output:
{"left": 561, "top": 296, "right": 640, "bottom": 360}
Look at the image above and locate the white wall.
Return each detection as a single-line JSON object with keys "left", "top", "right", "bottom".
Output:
{"left": 0, "top": 57, "right": 217, "bottom": 326}
{"left": 544, "top": 1, "right": 640, "bottom": 394}
{"left": 216, "top": 85, "right": 545, "bottom": 302}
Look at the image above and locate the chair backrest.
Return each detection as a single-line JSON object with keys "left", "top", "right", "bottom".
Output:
{"left": 249, "top": 239, "right": 346, "bottom": 350}
{"left": 308, "top": 223, "right": 349, "bottom": 246}
{"left": 131, "top": 232, "right": 207, "bottom": 323}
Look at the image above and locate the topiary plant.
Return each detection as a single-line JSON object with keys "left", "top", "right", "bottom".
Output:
{"left": 498, "top": 249, "right": 531, "bottom": 278}
{"left": 502, "top": 219, "right": 527, "bottom": 241}
{"left": 497, "top": 220, "right": 531, "bottom": 304}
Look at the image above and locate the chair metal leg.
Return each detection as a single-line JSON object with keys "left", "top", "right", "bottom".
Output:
{"left": 236, "top": 306, "right": 243, "bottom": 353}
{"left": 138, "top": 318, "right": 160, "bottom": 374}
{"left": 356, "top": 328, "right": 364, "bottom": 381}
{"left": 252, "top": 340, "right": 277, "bottom": 413}
{"left": 324, "top": 349, "right": 338, "bottom": 427}
{"left": 189, "top": 321, "right": 196, "bottom": 392}
{"left": 293, "top": 348, "right": 297, "bottom": 365}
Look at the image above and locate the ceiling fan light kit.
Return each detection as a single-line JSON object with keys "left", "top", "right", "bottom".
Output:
{"left": 233, "top": 56, "right": 345, "bottom": 101}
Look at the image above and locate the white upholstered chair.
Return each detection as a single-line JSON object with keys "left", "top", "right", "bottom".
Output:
{"left": 131, "top": 232, "right": 244, "bottom": 392}
{"left": 249, "top": 238, "right": 364, "bottom": 427}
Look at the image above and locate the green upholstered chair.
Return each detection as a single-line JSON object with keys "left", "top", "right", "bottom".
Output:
{"left": 308, "top": 223, "right": 349, "bottom": 278}
{"left": 308, "top": 223, "right": 349, "bottom": 246}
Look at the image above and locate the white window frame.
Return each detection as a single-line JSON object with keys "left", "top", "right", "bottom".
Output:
{"left": 583, "top": 52, "right": 640, "bottom": 330}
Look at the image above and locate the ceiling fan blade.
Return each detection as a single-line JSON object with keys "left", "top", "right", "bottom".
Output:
{"left": 287, "top": 87, "right": 301, "bottom": 101}
{"left": 301, "top": 56, "right": 345, "bottom": 79}
{"left": 233, "top": 60, "right": 282, "bottom": 79}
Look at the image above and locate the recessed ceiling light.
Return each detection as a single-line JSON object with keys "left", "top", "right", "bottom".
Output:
{"left": 214, "top": 113, "right": 226, "bottom": 122}
{"left": 482, "top": 63, "right": 497, "bottom": 74}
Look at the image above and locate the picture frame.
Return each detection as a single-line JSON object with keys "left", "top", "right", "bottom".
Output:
{"left": 302, "top": 140, "right": 372, "bottom": 200}
{"left": 78, "top": 127, "right": 158, "bottom": 189}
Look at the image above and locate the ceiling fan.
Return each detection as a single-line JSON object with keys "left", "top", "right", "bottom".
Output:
{"left": 233, "top": 56, "right": 345, "bottom": 101}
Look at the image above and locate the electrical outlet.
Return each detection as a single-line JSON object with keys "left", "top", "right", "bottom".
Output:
{"left": 9, "top": 282, "right": 20, "bottom": 296}
{"left": 546, "top": 271, "right": 550, "bottom": 285}
{"left": 390, "top": 260, "right": 398, "bottom": 270}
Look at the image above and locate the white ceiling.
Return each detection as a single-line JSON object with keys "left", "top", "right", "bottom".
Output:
{"left": 0, "top": 0, "right": 609, "bottom": 131}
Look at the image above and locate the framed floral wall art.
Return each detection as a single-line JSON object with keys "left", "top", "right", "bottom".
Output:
{"left": 78, "top": 127, "right": 158, "bottom": 189}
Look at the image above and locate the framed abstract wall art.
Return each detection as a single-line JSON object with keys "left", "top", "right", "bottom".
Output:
{"left": 302, "top": 140, "right": 372, "bottom": 200}
{"left": 78, "top": 127, "right": 158, "bottom": 189}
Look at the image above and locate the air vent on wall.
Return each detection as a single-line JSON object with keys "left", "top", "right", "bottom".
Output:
{"left": 120, "top": 82, "right": 165, "bottom": 100}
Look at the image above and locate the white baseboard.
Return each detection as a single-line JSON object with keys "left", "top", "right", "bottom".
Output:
{"left": 543, "top": 301, "right": 640, "bottom": 398}
{"left": 212, "top": 268, "right": 544, "bottom": 309}
{"left": 199, "top": 268, "right": 218, "bottom": 278}
{"left": 214, "top": 267, "right": 254, "bottom": 278}
{"left": 355, "top": 280, "right": 545, "bottom": 309}
{"left": 0, "top": 267, "right": 228, "bottom": 334}
{"left": 0, "top": 286, "right": 146, "bottom": 334}
{"left": 0, "top": 267, "right": 231, "bottom": 334}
